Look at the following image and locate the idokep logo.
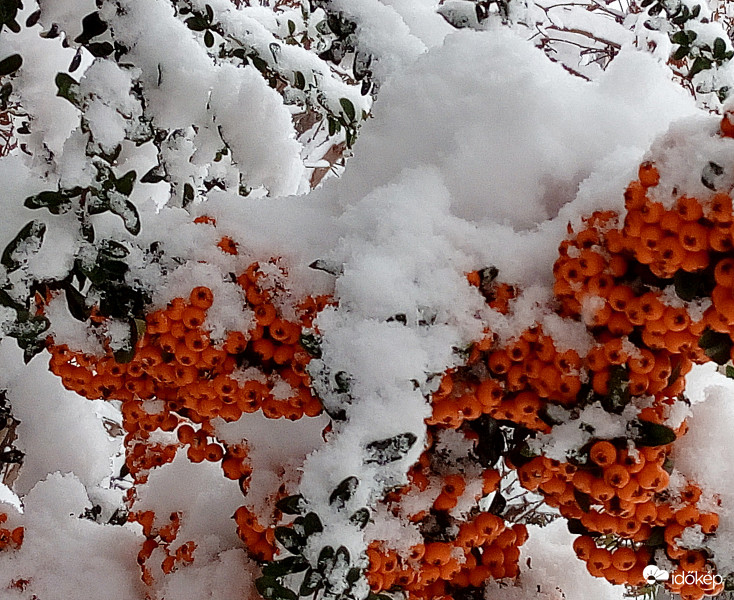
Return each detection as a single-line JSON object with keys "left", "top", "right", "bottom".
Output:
{"left": 642, "top": 565, "right": 723, "bottom": 587}
{"left": 643, "top": 565, "right": 669, "bottom": 584}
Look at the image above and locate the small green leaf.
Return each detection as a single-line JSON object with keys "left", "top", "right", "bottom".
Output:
{"left": 573, "top": 489, "right": 591, "bottom": 513}
{"left": 185, "top": 15, "right": 208, "bottom": 31}
{"left": 294, "top": 71, "right": 305, "bottom": 90}
{"left": 24, "top": 190, "right": 72, "bottom": 214}
{"left": 113, "top": 170, "right": 136, "bottom": 196}
{"left": 725, "top": 365, "right": 734, "bottom": 379}
{"left": 110, "top": 199, "right": 141, "bottom": 236}
{"left": 349, "top": 508, "right": 370, "bottom": 529}
{"left": 55, "top": 72, "right": 80, "bottom": 104}
{"left": 689, "top": 56, "right": 712, "bottom": 78}
{"left": 329, "top": 476, "right": 358, "bottom": 508}
{"left": 714, "top": 37, "right": 727, "bottom": 60}
{"left": 672, "top": 45, "right": 689, "bottom": 61}
{"left": 302, "top": 512, "right": 323, "bottom": 537}
{"left": 255, "top": 576, "right": 297, "bottom": 600}
{"left": 74, "top": 12, "right": 107, "bottom": 44}
{"left": 276, "top": 494, "right": 306, "bottom": 516}
{"left": 260, "top": 556, "right": 309, "bottom": 578}
{"left": 339, "top": 97, "right": 355, "bottom": 122}
{"left": 635, "top": 420, "right": 677, "bottom": 447}
{"left": 698, "top": 329, "right": 732, "bottom": 365}
{"left": 299, "top": 568, "right": 323, "bottom": 596}
{"left": 204, "top": 29, "right": 214, "bottom": 48}
{"left": 274, "top": 526, "right": 305, "bottom": 554}
{"left": 1, "top": 220, "right": 46, "bottom": 272}
{"left": 317, "top": 546, "right": 335, "bottom": 572}
{"left": 365, "top": 432, "right": 417, "bottom": 465}
{"left": 0, "top": 53, "right": 22, "bottom": 77}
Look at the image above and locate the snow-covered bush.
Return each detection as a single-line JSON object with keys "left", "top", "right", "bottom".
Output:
{"left": 3, "top": 1, "right": 734, "bottom": 600}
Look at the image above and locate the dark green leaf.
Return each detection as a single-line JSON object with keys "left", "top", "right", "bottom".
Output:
{"left": 2, "top": 220, "right": 46, "bottom": 272}
{"left": 24, "top": 190, "right": 72, "bottom": 214}
{"left": 204, "top": 29, "right": 214, "bottom": 48}
{"left": 601, "top": 365, "right": 630, "bottom": 414}
{"left": 185, "top": 15, "right": 208, "bottom": 31}
{"left": 726, "top": 365, "right": 734, "bottom": 379}
{"left": 99, "top": 240, "right": 129, "bottom": 259}
{"left": 114, "top": 170, "right": 136, "bottom": 196}
{"left": 698, "top": 329, "right": 732, "bottom": 365}
{"left": 339, "top": 97, "right": 355, "bottom": 122}
{"left": 276, "top": 494, "right": 306, "bottom": 516}
{"left": 635, "top": 420, "right": 677, "bottom": 447}
{"left": 714, "top": 37, "right": 727, "bottom": 60}
{"left": 299, "top": 568, "right": 323, "bottom": 596}
{"left": 255, "top": 576, "right": 298, "bottom": 600}
{"left": 74, "top": 12, "right": 107, "bottom": 44}
{"left": 349, "top": 508, "right": 370, "bottom": 529}
{"left": 0, "top": 53, "right": 21, "bottom": 77}
{"left": 335, "top": 545, "right": 350, "bottom": 565}
{"left": 645, "top": 526, "right": 666, "bottom": 548}
{"left": 317, "top": 546, "right": 335, "bottom": 572}
{"left": 573, "top": 489, "right": 591, "bottom": 513}
{"left": 303, "top": 512, "right": 323, "bottom": 536}
{"left": 274, "top": 526, "right": 305, "bottom": 554}
{"left": 110, "top": 199, "right": 141, "bottom": 235}
{"left": 183, "top": 183, "right": 195, "bottom": 207}
{"left": 22, "top": 337, "right": 46, "bottom": 363}
{"left": 205, "top": 4, "right": 214, "bottom": 22}
{"left": 672, "top": 45, "right": 689, "bottom": 61}
{"left": 701, "top": 161, "right": 724, "bottom": 191}
{"left": 294, "top": 70, "right": 305, "bottom": 90}
{"left": 64, "top": 284, "right": 90, "bottom": 321}
{"left": 299, "top": 332, "right": 322, "bottom": 358}
{"left": 55, "top": 72, "right": 80, "bottom": 104}
{"left": 346, "top": 567, "right": 361, "bottom": 584}
{"left": 261, "top": 556, "right": 309, "bottom": 578}
{"left": 329, "top": 476, "right": 358, "bottom": 508}
{"left": 87, "top": 42, "right": 114, "bottom": 58}
{"left": 689, "top": 56, "right": 712, "bottom": 78}
{"left": 670, "top": 31, "right": 688, "bottom": 45}
{"left": 0, "top": 288, "right": 22, "bottom": 311}
{"left": 365, "top": 432, "right": 417, "bottom": 465}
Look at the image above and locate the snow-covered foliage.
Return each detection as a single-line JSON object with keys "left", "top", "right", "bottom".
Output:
{"left": 2, "top": 1, "right": 734, "bottom": 600}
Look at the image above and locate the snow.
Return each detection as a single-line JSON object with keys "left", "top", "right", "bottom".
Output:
{"left": 1, "top": 0, "right": 733, "bottom": 598}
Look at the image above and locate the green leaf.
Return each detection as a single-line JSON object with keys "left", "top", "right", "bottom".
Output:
{"left": 672, "top": 45, "right": 689, "bottom": 61}
{"left": 0, "top": 53, "right": 21, "bottom": 77}
{"left": 185, "top": 15, "right": 208, "bottom": 31}
{"left": 87, "top": 41, "right": 114, "bottom": 58}
{"left": 98, "top": 240, "right": 129, "bottom": 260}
{"left": 317, "top": 546, "right": 335, "bottom": 572}
{"left": 299, "top": 568, "right": 323, "bottom": 596}
{"left": 255, "top": 576, "right": 298, "bottom": 600}
{"left": 110, "top": 199, "right": 141, "bottom": 236}
{"left": 573, "top": 489, "right": 591, "bottom": 513}
{"left": 349, "top": 508, "right": 370, "bottom": 529}
{"left": 725, "top": 365, "right": 734, "bottom": 379}
{"left": 365, "top": 432, "right": 417, "bottom": 465}
{"left": 689, "top": 56, "right": 712, "bottom": 78}
{"left": 294, "top": 70, "right": 305, "bottom": 90}
{"left": 346, "top": 567, "right": 362, "bottom": 584}
{"left": 299, "top": 332, "right": 322, "bottom": 358}
{"left": 205, "top": 4, "right": 214, "bottom": 22}
{"left": 714, "top": 37, "right": 727, "bottom": 60}
{"left": 274, "top": 526, "right": 305, "bottom": 554}
{"left": 670, "top": 31, "right": 688, "bottom": 45}
{"left": 74, "top": 12, "right": 107, "bottom": 44}
{"left": 287, "top": 19, "right": 296, "bottom": 35}
{"left": 55, "top": 72, "right": 80, "bottom": 105}
{"left": 64, "top": 284, "right": 90, "bottom": 321}
{"left": 698, "top": 329, "right": 732, "bottom": 365}
{"left": 276, "top": 494, "right": 306, "bottom": 516}
{"left": 329, "top": 476, "right": 358, "bottom": 508}
{"left": 302, "top": 512, "right": 323, "bottom": 537}
{"left": 2, "top": 220, "right": 46, "bottom": 272}
{"left": 635, "top": 420, "right": 677, "bottom": 447}
{"left": 339, "top": 97, "right": 355, "bottom": 122}
{"left": 114, "top": 170, "right": 137, "bottom": 196}
{"left": 24, "top": 190, "right": 72, "bottom": 214}
{"left": 601, "top": 365, "right": 630, "bottom": 414}
{"left": 204, "top": 29, "right": 214, "bottom": 48}
{"left": 261, "top": 556, "right": 309, "bottom": 578}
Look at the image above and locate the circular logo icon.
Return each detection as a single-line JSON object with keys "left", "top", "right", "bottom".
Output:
{"left": 643, "top": 565, "right": 670, "bottom": 584}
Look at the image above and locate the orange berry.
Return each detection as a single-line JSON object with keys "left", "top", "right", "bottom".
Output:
{"left": 638, "top": 161, "right": 660, "bottom": 187}
{"left": 590, "top": 441, "right": 617, "bottom": 467}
